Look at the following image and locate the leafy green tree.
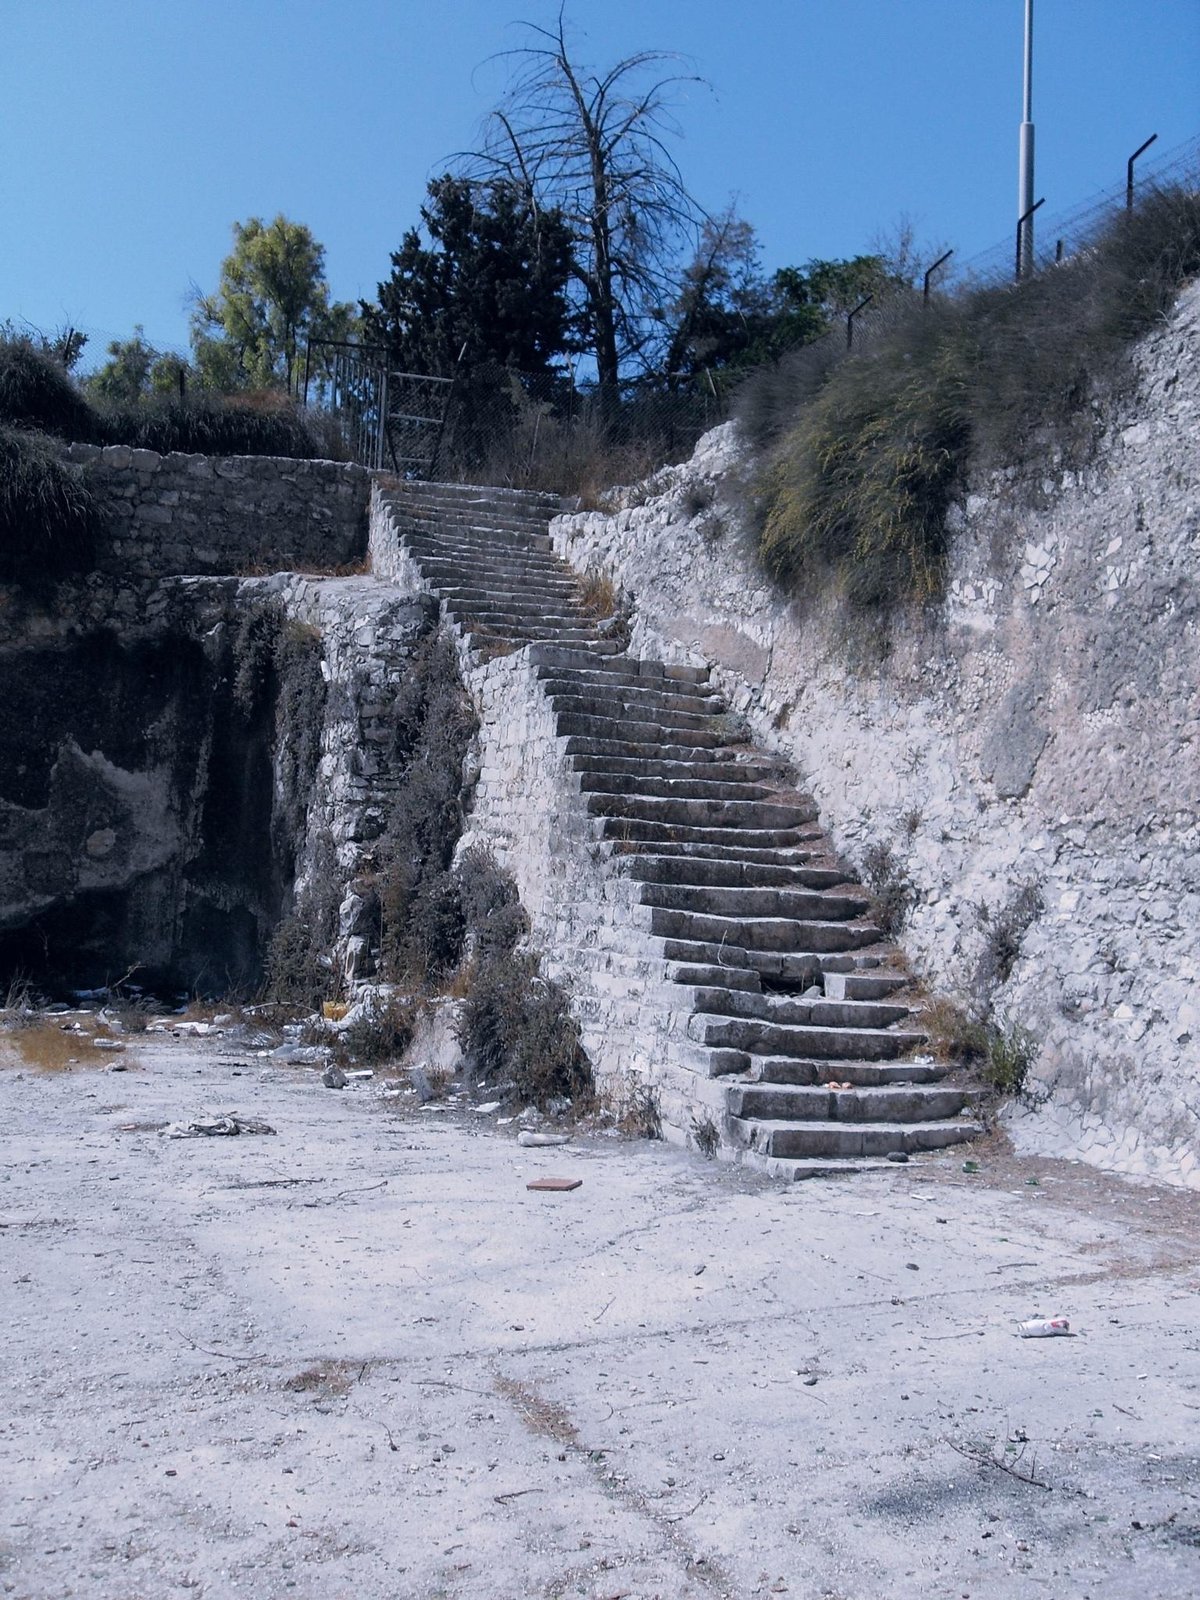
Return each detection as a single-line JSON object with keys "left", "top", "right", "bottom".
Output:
{"left": 190, "top": 216, "right": 353, "bottom": 395}
{"left": 364, "top": 176, "right": 577, "bottom": 376}
{"left": 88, "top": 328, "right": 193, "bottom": 404}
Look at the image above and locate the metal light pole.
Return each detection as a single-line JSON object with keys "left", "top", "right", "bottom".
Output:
{"left": 1017, "top": 0, "right": 1036, "bottom": 279}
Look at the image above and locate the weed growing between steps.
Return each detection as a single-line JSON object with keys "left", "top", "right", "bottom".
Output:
{"left": 921, "top": 997, "right": 1039, "bottom": 1105}
{"left": 859, "top": 840, "right": 915, "bottom": 938}
{"left": 743, "top": 184, "right": 1200, "bottom": 615}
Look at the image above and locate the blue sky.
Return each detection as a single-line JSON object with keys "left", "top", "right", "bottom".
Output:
{"left": 3, "top": 0, "right": 1197, "bottom": 366}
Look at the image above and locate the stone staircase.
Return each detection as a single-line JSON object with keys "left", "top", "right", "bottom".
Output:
{"left": 377, "top": 479, "right": 983, "bottom": 1174}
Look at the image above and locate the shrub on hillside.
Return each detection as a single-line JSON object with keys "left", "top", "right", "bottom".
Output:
{"left": 744, "top": 184, "right": 1200, "bottom": 614}
{"left": 0, "top": 336, "right": 101, "bottom": 441}
{"left": 377, "top": 632, "right": 480, "bottom": 986}
{"left": 100, "top": 394, "right": 319, "bottom": 458}
{"left": 0, "top": 426, "right": 101, "bottom": 585}
{"left": 453, "top": 847, "right": 592, "bottom": 1109}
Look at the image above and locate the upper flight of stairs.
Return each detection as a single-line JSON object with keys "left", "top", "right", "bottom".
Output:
{"left": 378, "top": 479, "right": 983, "bottom": 1175}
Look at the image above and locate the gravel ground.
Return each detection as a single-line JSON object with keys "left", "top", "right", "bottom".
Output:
{"left": 2, "top": 1026, "right": 1198, "bottom": 1600}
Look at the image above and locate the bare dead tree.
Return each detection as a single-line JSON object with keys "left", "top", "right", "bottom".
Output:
{"left": 458, "top": 12, "right": 708, "bottom": 392}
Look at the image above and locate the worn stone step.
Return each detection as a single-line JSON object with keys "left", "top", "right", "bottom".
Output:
{"left": 600, "top": 818, "right": 820, "bottom": 851}
{"left": 666, "top": 963, "right": 762, "bottom": 993}
{"left": 531, "top": 640, "right": 710, "bottom": 684}
{"left": 538, "top": 673, "right": 723, "bottom": 716}
{"left": 391, "top": 480, "right": 567, "bottom": 513}
{"left": 398, "top": 513, "right": 555, "bottom": 542}
{"left": 436, "top": 578, "right": 581, "bottom": 604}
{"left": 690, "top": 986, "right": 911, "bottom": 1030}
{"left": 583, "top": 773, "right": 782, "bottom": 806}
{"left": 617, "top": 837, "right": 826, "bottom": 865}
{"left": 589, "top": 793, "right": 819, "bottom": 831}
{"left": 572, "top": 756, "right": 780, "bottom": 789}
{"left": 693, "top": 1012, "right": 923, "bottom": 1060}
{"left": 560, "top": 718, "right": 725, "bottom": 753}
{"left": 658, "top": 937, "right": 891, "bottom": 981}
{"left": 549, "top": 694, "right": 723, "bottom": 735}
{"left": 408, "top": 556, "right": 574, "bottom": 588}
{"left": 824, "top": 970, "right": 912, "bottom": 1001}
{"left": 739, "top": 1153, "right": 906, "bottom": 1181}
{"left": 727, "top": 1082, "right": 969, "bottom": 1123}
{"left": 398, "top": 524, "right": 557, "bottom": 556}
{"left": 627, "top": 853, "right": 848, "bottom": 890}
{"left": 566, "top": 736, "right": 732, "bottom": 765}
{"left": 651, "top": 906, "right": 883, "bottom": 955}
{"left": 731, "top": 1117, "right": 983, "bottom": 1160}
{"left": 543, "top": 685, "right": 726, "bottom": 726}
{"left": 640, "top": 882, "right": 869, "bottom": 923}
{"left": 445, "top": 603, "right": 590, "bottom": 631}
{"left": 748, "top": 1055, "right": 949, "bottom": 1087}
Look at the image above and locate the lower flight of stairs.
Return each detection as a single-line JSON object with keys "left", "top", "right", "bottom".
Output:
{"left": 375, "top": 479, "right": 983, "bottom": 1174}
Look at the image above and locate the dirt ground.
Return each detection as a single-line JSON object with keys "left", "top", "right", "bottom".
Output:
{"left": 2, "top": 1025, "right": 1198, "bottom": 1600}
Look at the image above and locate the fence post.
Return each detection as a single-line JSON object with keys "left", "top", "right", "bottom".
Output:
{"left": 1127, "top": 133, "right": 1158, "bottom": 211}
{"left": 923, "top": 250, "right": 954, "bottom": 306}
{"left": 1015, "top": 198, "right": 1045, "bottom": 281}
{"left": 846, "top": 295, "right": 873, "bottom": 349}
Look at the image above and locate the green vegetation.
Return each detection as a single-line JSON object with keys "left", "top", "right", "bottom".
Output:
{"left": 191, "top": 215, "right": 355, "bottom": 396}
{"left": 743, "top": 185, "right": 1200, "bottom": 614}
{"left": 0, "top": 425, "right": 101, "bottom": 585}
{"left": 455, "top": 849, "right": 593, "bottom": 1110}
{"left": 0, "top": 331, "right": 320, "bottom": 460}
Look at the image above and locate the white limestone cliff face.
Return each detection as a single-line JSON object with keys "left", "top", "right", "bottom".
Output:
{"left": 550, "top": 280, "right": 1200, "bottom": 1188}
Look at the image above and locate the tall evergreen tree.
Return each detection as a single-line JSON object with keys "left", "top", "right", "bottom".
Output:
{"left": 364, "top": 177, "right": 577, "bottom": 377}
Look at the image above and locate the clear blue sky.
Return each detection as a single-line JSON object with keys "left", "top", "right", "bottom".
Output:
{"left": 3, "top": 0, "right": 1197, "bottom": 365}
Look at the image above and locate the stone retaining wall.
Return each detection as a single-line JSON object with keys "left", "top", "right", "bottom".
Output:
{"left": 549, "top": 282, "right": 1200, "bottom": 1188}
{"left": 64, "top": 444, "right": 371, "bottom": 577}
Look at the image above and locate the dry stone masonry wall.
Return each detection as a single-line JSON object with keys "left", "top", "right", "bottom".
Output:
{"left": 62, "top": 444, "right": 371, "bottom": 577}
{"left": 549, "top": 280, "right": 1200, "bottom": 1188}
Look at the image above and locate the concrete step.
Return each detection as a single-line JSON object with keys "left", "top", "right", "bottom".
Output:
{"left": 640, "top": 882, "right": 870, "bottom": 922}
{"left": 730, "top": 1117, "right": 984, "bottom": 1160}
{"left": 566, "top": 736, "right": 737, "bottom": 766}
{"left": 693, "top": 1013, "right": 924, "bottom": 1060}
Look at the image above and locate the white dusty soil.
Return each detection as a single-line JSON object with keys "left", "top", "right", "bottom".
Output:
{"left": 2, "top": 1029, "right": 1199, "bottom": 1600}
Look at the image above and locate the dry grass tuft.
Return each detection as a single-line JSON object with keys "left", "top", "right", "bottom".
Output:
{"left": 575, "top": 570, "right": 619, "bottom": 619}
{"left": 0, "top": 1016, "right": 135, "bottom": 1072}
{"left": 493, "top": 1374, "right": 579, "bottom": 1445}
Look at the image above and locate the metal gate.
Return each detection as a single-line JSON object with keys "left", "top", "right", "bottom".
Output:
{"left": 303, "top": 340, "right": 454, "bottom": 474}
